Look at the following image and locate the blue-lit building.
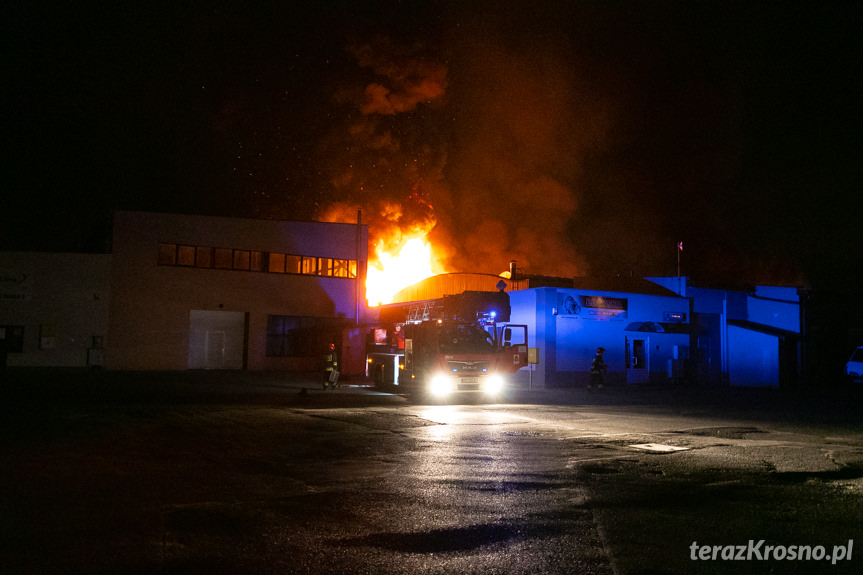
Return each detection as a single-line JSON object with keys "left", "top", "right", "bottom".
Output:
{"left": 647, "top": 278, "right": 807, "bottom": 388}
{"left": 386, "top": 274, "right": 692, "bottom": 388}
{"left": 387, "top": 273, "right": 808, "bottom": 389}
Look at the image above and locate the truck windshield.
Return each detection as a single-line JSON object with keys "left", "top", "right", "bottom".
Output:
{"left": 437, "top": 324, "right": 496, "bottom": 355}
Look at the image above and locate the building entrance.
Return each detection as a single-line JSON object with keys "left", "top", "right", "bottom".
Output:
{"left": 625, "top": 336, "right": 650, "bottom": 383}
{"left": 188, "top": 310, "right": 246, "bottom": 369}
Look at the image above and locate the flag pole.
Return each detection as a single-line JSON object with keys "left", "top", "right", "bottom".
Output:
{"left": 677, "top": 241, "right": 682, "bottom": 277}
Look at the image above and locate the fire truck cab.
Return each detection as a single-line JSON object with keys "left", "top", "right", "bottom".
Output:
{"left": 366, "top": 291, "right": 528, "bottom": 398}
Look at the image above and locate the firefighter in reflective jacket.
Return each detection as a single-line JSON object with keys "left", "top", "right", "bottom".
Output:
{"left": 589, "top": 347, "right": 607, "bottom": 389}
{"left": 323, "top": 343, "right": 339, "bottom": 389}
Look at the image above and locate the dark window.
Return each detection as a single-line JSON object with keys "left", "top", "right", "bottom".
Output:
{"left": 268, "top": 252, "right": 285, "bottom": 273}
{"left": 196, "top": 246, "right": 213, "bottom": 268}
{"left": 250, "top": 251, "right": 264, "bottom": 272}
{"left": 177, "top": 245, "right": 196, "bottom": 267}
{"left": 233, "top": 250, "right": 250, "bottom": 270}
{"left": 214, "top": 248, "right": 233, "bottom": 269}
{"left": 0, "top": 325, "right": 25, "bottom": 353}
{"left": 285, "top": 254, "right": 301, "bottom": 274}
{"left": 266, "top": 316, "right": 347, "bottom": 358}
{"left": 157, "top": 243, "right": 177, "bottom": 265}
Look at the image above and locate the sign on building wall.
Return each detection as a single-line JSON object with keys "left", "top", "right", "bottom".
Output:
{"left": 557, "top": 293, "right": 628, "bottom": 320}
{"left": 0, "top": 271, "right": 31, "bottom": 301}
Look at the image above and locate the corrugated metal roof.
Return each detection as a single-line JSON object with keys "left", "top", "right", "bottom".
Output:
{"left": 391, "top": 273, "right": 513, "bottom": 303}
{"left": 390, "top": 273, "right": 684, "bottom": 303}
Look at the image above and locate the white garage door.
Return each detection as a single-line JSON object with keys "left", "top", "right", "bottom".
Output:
{"left": 188, "top": 310, "right": 246, "bottom": 369}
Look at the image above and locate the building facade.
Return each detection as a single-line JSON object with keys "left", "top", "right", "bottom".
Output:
{"left": 0, "top": 252, "right": 111, "bottom": 368}
{"left": 508, "top": 280, "right": 691, "bottom": 388}
{"left": 647, "top": 278, "right": 806, "bottom": 388}
{"left": 1, "top": 211, "right": 369, "bottom": 373}
{"left": 385, "top": 274, "right": 691, "bottom": 389}
{"left": 2, "top": 214, "right": 810, "bottom": 388}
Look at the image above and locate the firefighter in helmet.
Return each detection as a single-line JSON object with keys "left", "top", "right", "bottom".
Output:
{"left": 589, "top": 347, "right": 607, "bottom": 389}
{"left": 323, "top": 343, "right": 339, "bottom": 389}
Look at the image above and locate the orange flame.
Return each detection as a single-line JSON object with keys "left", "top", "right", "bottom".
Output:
{"left": 366, "top": 236, "right": 437, "bottom": 306}
{"left": 317, "top": 200, "right": 443, "bottom": 306}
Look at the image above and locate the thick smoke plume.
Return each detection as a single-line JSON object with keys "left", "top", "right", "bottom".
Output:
{"left": 321, "top": 21, "right": 609, "bottom": 278}
{"left": 438, "top": 15, "right": 609, "bottom": 277}
{"left": 320, "top": 35, "right": 448, "bottom": 269}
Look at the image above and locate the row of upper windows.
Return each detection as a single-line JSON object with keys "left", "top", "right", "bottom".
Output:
{"left": 157, "top": 243, "right": 358, "bottom": 279}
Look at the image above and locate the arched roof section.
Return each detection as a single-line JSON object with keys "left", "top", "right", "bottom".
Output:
{"left": 391, "top": 273, "right": 513, "bottom": 303}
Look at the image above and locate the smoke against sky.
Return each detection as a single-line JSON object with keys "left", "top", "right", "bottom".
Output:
{"left": 439, "top": 9, "right": 608, "bottom": 277}
{"left": 320, "top": 34, "right": 449, "bottom": 268}
{"left": 3, "top": 1, "right": 862, "bottom": 290}
{"left": 320, "top": 8, "right": 607, "bottom": 278}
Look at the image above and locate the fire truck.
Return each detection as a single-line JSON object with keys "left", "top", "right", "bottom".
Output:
{"left": 365, "top": 291, "right": 528, "bottom": 397}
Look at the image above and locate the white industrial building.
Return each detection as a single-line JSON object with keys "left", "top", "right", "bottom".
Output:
{"left": 1, "top": 211, "right": 369, "bottom": 373}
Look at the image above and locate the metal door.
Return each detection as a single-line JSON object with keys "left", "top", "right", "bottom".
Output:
{"left": 206, "top": 330, "right": 226, "bottom": 369}
{"left": 188, "top": 310, "right": 245, "bottom": 369}
{"left": 625, "top": 336, "right": 650, "bottom": 383}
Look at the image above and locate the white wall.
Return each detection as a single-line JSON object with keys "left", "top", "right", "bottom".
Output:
{"left": 0, "top": 252, "right": 111, "bottom": 367}
{"left": 107, "top": 211, "right": 368, "bottom": 371}
{"left": 188, "top": 310, "right": 246, "bottom": 369}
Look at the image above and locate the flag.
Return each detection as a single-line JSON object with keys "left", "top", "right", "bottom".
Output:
{"left": 677, "top": 242, "right": 683, "bottom": 251}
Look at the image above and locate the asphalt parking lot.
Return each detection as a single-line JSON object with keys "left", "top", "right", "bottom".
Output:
{"left": 2, "top": 369, "right": 862, "bottom": 574}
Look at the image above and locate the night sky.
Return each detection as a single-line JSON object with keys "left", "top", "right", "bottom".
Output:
{"left": 4, "top": 1, "right": 862, "bottom": 292}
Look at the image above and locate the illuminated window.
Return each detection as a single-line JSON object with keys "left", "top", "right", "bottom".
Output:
{"left": 333, "top": 259, "right": 353, "bottom": 278}
{"left": 214, "top": 248, "right": 233, "bottom": 269}
{"left": 268, "top": 252, "right": 285, "bottom": 273}
{"left": 285, "top": 254, "right": 301, "bottom": 274}
{"left": 196, "top": 246, "right": 212, "bottom": 268}
{"left": 233, "top": 250, "right": 250, "bottom": 270}
{"left": 157, "top": 243, "right": 356, "bottom": 278}
{"left": 177, "top": 245, "right": 195, "bottom": 267}
{"left": 318, "top": 258, "right": 333, "bottom": 276}
{"left": 301, "top": 257, "right": 318, "bottom": 275}
{"left": 333, "top": 259, "right": 342, "bottom": 276}
{"left": 157, "top": 243, "right": 177, "bottom": 265}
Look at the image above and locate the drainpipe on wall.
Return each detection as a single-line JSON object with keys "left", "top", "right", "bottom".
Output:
{"left": 356, "top": 209, "right": 362, "bottom": 326}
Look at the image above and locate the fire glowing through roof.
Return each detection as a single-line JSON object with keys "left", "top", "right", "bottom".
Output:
{"left": 366, "top": 235, "right": 437, "bottom": 307}
{"left": 320, "top": 34, "right": 594, "bottom": 307}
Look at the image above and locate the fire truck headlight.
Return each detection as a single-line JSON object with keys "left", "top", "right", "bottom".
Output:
{"left": 429, "top": 374, "right": 454, "bottom": 397}
{"left": 483, "top": 374, "right": 505, "bottom": 395}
